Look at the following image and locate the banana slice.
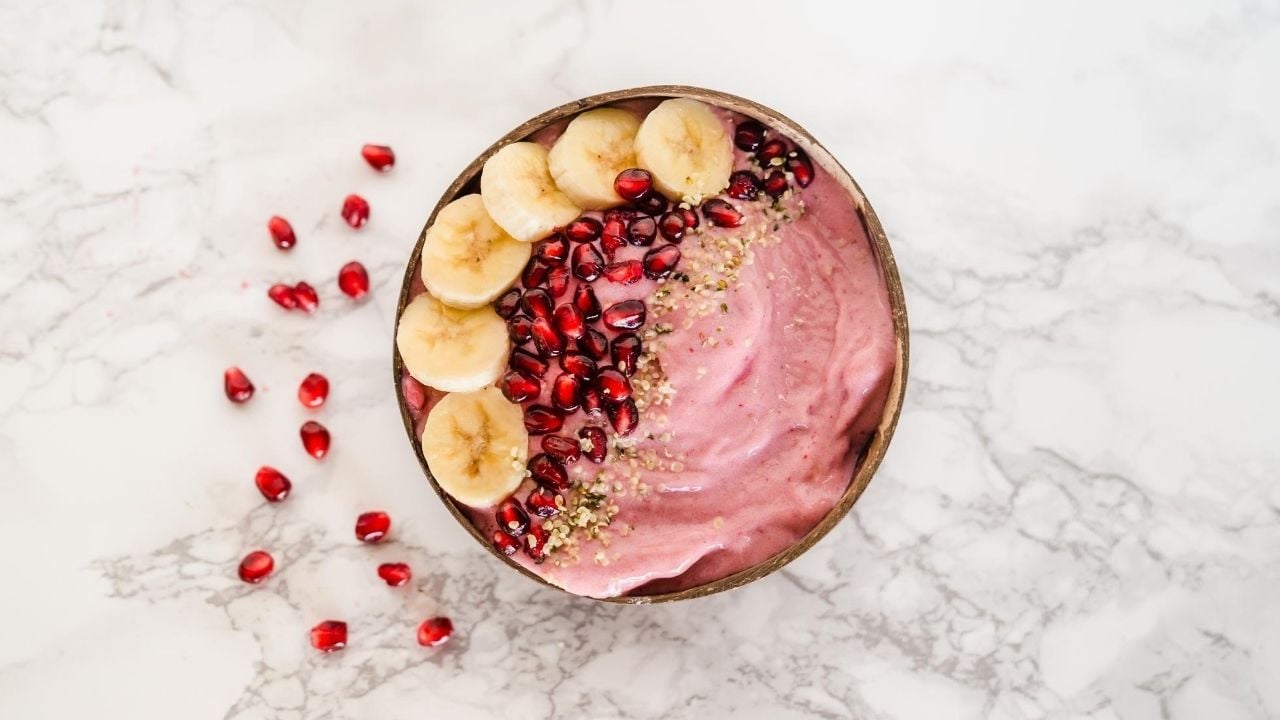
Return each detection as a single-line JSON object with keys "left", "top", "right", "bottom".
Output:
{"left": 547, "top": 107, "right": 641, "bottom": 210}
{"left": 422, "top": 386, "right": 529, "bottom": 508}
{"left": 481, "top": 142, "right": 581, "bottom": 243}
{"left": 421, "top": 194, "right": 530, "bottom": 309}
{"left": 396, "top": 293, "right": 508, "bottom": 392}
{"left": 634, "top": 98, "right": 734, "bottom": 202}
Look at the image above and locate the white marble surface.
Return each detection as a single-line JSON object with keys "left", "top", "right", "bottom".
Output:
{"left": 2, "top": 0, "right": 1278, "bottom": 717}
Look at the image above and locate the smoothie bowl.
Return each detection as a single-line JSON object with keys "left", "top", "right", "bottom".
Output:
{"left": 393, "top": 86, "right": 908, "bottom": 602}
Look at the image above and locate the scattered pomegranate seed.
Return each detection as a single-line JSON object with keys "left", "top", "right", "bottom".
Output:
{"left": 355, "top": 511, "right": 391, "bottom": 543}
{"left": 495, "top": 497, "right": 530, "bottom": 537}
{"left": 607, "top": 398, "right": 639, "bottom": 436}
{"left": 603, "top": 299, "right": 646, "bottom": 330}
{"left": 529, "top": 453, "right": 570, "bottom": 492}
{"left": 268, "top": 283, "right": 299, "bottom": 309}
{"left": 377, "top": 562, "right": 412, "bottom": 587}
{"left": 535, "top": 234, "right": 569, "bottom": 265}
{"left": 565, "top": 217, "right": 602, "bottom": 243}
{"left": 267, "top": 216, "right": 296, "bottom": 250}
{"left": 551, "top": 373, "right": 581, "bottom": 412}
{"left": 611, "top": 333, "right": 642, "bottom": 376}
{"left": 541, "top": 434, "right": 582, "bottom": 464}
{"left": 678, "top": 206, "right": 700, "bottom": 231}
{"left": 294, "top": 281, "right": 319, "bottom": 313}
{"left": 521, "top": 288, "right": 553, "bottom": 320}
{"left": 727, "top": 171, "right": 761, "bottom": 201}
{"left": 603, "top": 208, "right": 632, "bottom": 234}
{"left": 658, "top": 211, "right": 687, "bottom": 242}
{"left": 757, "top": 138, "right": 788, "bottom": 165}
{"left": 579, "top": 426, "right": 607, "bottom": 463}
{"left": 238, "top": 550, "right": 274, "bottom": 583}
{"left": 507, "top": 314, "right": 534, "bottom": 344}
{"left": 596, "top": 367, "right": 633, "bottom": 402}
{"left": 509, "top": 349, "right": 548, "bottom": 377}
{"left": 547, "top": 266, "right": 570, "bottom": 298}
{"left": 524, "top": 405, "right": 564, "bottom": 435}
{"left": 526, "top": 486, "right": 561, "bottom": 518}
{"left": 632, "top": 192, "right": 669, "bottom": 216}
{"left": 500, "top": 369, "right": 541, "bottom": 403}
{"left": 361, "top": 144, "right": 395, "bottom": 171}
{"left": 525, "top": 524, "right": 549, "bottom": 563}
{"left": 494, "top": 288, "right": 522, "bottom": 318}
{"left": 571, "top": 242, "right": 603, "bottom": 281}
{"left": 297, "top": 372, "right": 330, "bottom": 408}
{"left": 604, "top": 259, "right": 643, "bottom": 285}
{"left": 531, "top": 316, "right": 565, "bottom": 358}
{"left": 573, "top": 284, "right": 601, "bottom": 321}
{"left": 601, "top": 231, "right": 627, "bottom": 262}
{"left": 300, "top": 420, "right": 331, "bottom": 459}
{"left": 577, "top": 328, "right": 609, "bottom": 360}
{"left": 341, "top": 194, "right": 370, "bottom": 228}
{"left": 627, "top": 215, "right": 657, "bottom": 246}
{"left": 493, "top": 530, "right": 520, "bottom": 556}
{"left": 224, "top": 367, "right": 255, "bottom": 403}
{"left": 701, "top": 199, "right": 743, "bottom": 228}
{"left": 310, "top": 620, "right": 347, "bottom": 652}
{"left": 255, "top": 466, "right": 292, "bottom": 502}
{"left": 522, "top": 258, "right": 549, "bottom": 289}
{"left": 553, "top": 303, "right": 586, "bottom": 340}
{"left": 787, "top": 149, "right": 814, "bottom": 187}
{"left": 417, "top": 617, "right": 453, "bottom": 648}
{"left": 643, "top": 245, "right": 681, "bottom": 280}
{"left": 582, "top": 386, "right": 604, "bottom": 417}
{"left": 614, "top": 168, "right": 653, "bottom": 202}
{"left": 560, "top": 352, "right": 598, "bottom": 381}
{"left": 337, "top": 261, "right": 369, "bottom": 299}
{"left": 763, "top": 170, "right": 789, "bottom": 197}
{"left": 735, "top": 120, "right": 767, "bottom": 152}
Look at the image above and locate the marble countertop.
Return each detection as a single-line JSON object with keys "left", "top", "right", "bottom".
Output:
{"left": 2, "top": 1, "right": 1278, "bottom": 718}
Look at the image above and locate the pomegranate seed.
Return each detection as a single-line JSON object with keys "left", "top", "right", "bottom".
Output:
{"left": 602, "top": 210, "right": 632, "bottom": 259}
{"left": 627, "top": 215, "right": 657, "bottom": 246}
{"left": 578, "top": 328, "right": 609, "bottom": 360}
{"left": 565, "top": 217, "right": 602, "bottom": 243}
{"left": 417, "top": 617, "right": 454, "bottom": 648}
{"left": 787, "top": 149, "right": 815, "bottom": 187}
{"left": 727, "top": 171, "right": 761, "bottom": 201}
{"left": 494, "top": 288, "right": 522, "bottom": 318}
{"left": 297, "top": 372, "right": 329, "bottom": 408}
{"left": 493, "top": 530, "right": 520, "bottom": 556}
{"left": 614, "top": 168, "right": 653, "bottom": 202}
{"left": 551, "top": 373, "right": 581, "bottom": 412}
{"left": 293, "top": 281, "right": 319, "bottom": 313}
{"left": 525, "top": 523, "right": 549, "bottom": 563}
{"left": 521, "top": 288, "right": 553, "bottom": 320}
{"left": 507, "top": 314, "right": 533, "bottom": 344}
{"left": 596, "top": 367, "right": 633, "bottom": 402}
{"left": 604, "top": 259, "right": 643, "bottom": 285}
{"left": 535, "top": 234, "right": 569, "bottom": 265}
{"left": 255, "top": 466, "right": 292, "bottom": 502}
{"left": 611, "top": 333, "right": 642, "bottom": 376}
{"left": 377, "top": 562, "right": 412, "bottom": 587}
{"left": 701, "top": 199, "right": 743, "bottom": 228}
{"left": 573, "top": 284, "right": 601, "bottom": 321}
{"left": 571, "top": 242, "right": 603, "bottom": 281}
{"left": 224, "top": 367, "right": 254, "bottom": 403}
{"left": 763, "top": 169, "right": 788, "bottom": 197}
{"left": 601, "top": 231, "right": 627, "bottom": 262}
{"left": 510, "top": 349, "right": 548, "bottom": 377}
{"left": 547, "top": 266, "right": 570, "bottom": 298}
{"left": 579, "top": 426, "right": 607, "bottom": 463}
{"left": 267, "top": 216, "right": 296, "bottom": 250}
{"left": 403, "top": 375, "right": 426, "bottom": 413}
{"left": 643, "top": 245, "right": 681, "bottom": 280}
{"left": 758, "top": 138, "right": 788, "bottom": 165}
{"left": 541, "top": 434, "right": 582, "bottom": 464}
{"left": 735, "top": 120, "right": 766, "bottom": 152}
{"left": 355, "top": 511, "right": 391, "bottom": 543}
{"left": 268, "top": 283, "right": 298, "bottom": 309}
{"left": 522, "top": 258, "right": 549, "bottom": 289}
{"left": 603, "top": 299, "right": 646, "bottom": 330}
{"left": 495, "top": 497, "right": 530, "bottom": 537}
{"left": 632, "top": 192, "right": 669, "bottom": 216}
{"left": 529, "top": 453, "right": 570, "bottom": 492}
{"left": 337, "top": 261, "right": 369, "bottom": 299}
{"left": 238, "top": 550, "right": 274, "bottom": 583}
{"left": 341, "top": 194, "right": 370, "bottom": 228}
{"left": 553, "top": 303, "right": 586, "bottom": 340}
{"left": 582, "top": 386, "right": 604, "bottom": 417}
{"left": 526, "top": 486, "right": 561, "bottom": 518}
{"left": 361, "top": 144, "right": 395, "bottom": 171}
{"left": 658, "top": 211, "right": 687, "bottom": 242}
{"left": 608, "top": 398, "right": 639, "bottom": 436}
{"left": 500, "top": 369, "right": 541, "bottom": 403}
{"left": 300, "top": 421, "right": 331, "bottom": 459}
{"left": 560, "top": 352, "right": 598, "bottom": 381}
{"left": 678, "top": 206, "right": 700, "bottom": 231}
{"left": 310, "top": 620, "right": 347, "bottom": 652}
{"left": 524, "top": 405, "right": 563, "bottom": 435}
{"left": 531, "top": 316, "right": 565, "bottom": 358}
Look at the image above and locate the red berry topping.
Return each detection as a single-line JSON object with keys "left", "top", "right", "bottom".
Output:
{"left": 601, "top": 231, "right": 627, "bottom": 262}
{"left": 531, "top": 316, "right": 565, "bottom": 358}
{"left": 579, "top": 426, "right": 607, "bottom": 463}
{"left": 255, "top": 466, "right": 292, "bottom": 502}
{"left": 338, "top": 261, "right": 369, "bottom": 299}
{"left": 643, "top": 245, "right": 681, "bottom": 280}
{"left": 726, "top": 171, "right": 761, "bottom": 201}
{"left": 547, "top": 266, "right": 570, "bottom": 298}
{"left": 658, "top": 211, "right": 687, "bottom": 242}
{"left": 582, "top": 386, "right": 604, "bottom": 417}
{"left": 596, "top": 367, "right": 633, "bottom": 402}
{"left": 573, "top": 284, "right": 601, "bottom": 321}
{"left": 603, "top": 299, "right": 646, "bottom": 330}
{"left": 577, "top": 328, "right": 609, "bottom": 361}
{"left": 565, "top": 217, "right": 603, "bottom": 243}
{"left": 298, "top": 372, "right": 329, "bottom": 408}
{"left": 701, "top": 199, "right": 743, "bottom": 228}
{"left": 524, "top": 405, "right": 564, "bottom": 435}
{"left": 522, "top": 258, "right": 549, "bottom": 288}
{"left": 607, "top": 398, "right": 639, "bottom": 436}
{"left": 238, "top": 550, "right": 274, "bottom": 583}
{"left": 355, "top": 511, "right": 391, "bottom": 543}
{"left": 553, "top": 303, "right": 586, "bottom": 340}
{"left": 614, "top": 168, "right": 653, "bottom": 202}
{"left": 560, "top": 352, "right": 598, "bottom": 381}
{"left": 310, "top": 620, "right": 347, "bottom": 652}
{"left": 224, "top": 367, "right": 254, "bottom": 403}
{"left": 757, "top": 138, "right": 788, "bottom": 164}
{"left": 521, "top": 288, "right": 553, "bottom": 320}
{"left": 627, "top": 215, "right": 657, "bottom": 246}
{"left": 377, "top": 562, "right": 412, "bottom": 587}
{"left": 494, "top": 288, "right": 522, "bottom": 318}
{"left": 509, "top": 348, "right": 548, "bottom": 377}
{"left": 500, "top": 369, "right": 541, "bottom": 403}
{"left": 631, "top": 192, "right": 669, "bottom": 216}
{"left": 611, "top": 333, "right": 642, "bottom": 376}
{"left": 495, "top": 497, "right": 530, "bottom": 537}
{"left": 341, "top": 194, "right": 370, "bottom": 228}
{"left": 787, "top": 149, "right": 814, "bottom": 187}
{"left": 763, "top": 169, "right": 788, "bottom": 197}
{"left": 525, "top": 523, "right": 549, "bottom": 564}
{"left": 493, "top": 530, "right": 520, "bottom": 556}
{"left": 604, "top": 259, "right": 643, "bottom": 285}
{"left": 678, "top": 206, "right": 699, "bottom": 231}
{"left": 551, "top": 373, "right": 581, "bottom": 412}
{"left": 417, "top": 617, "right": 453, "bottom": 648}
{"left": 535, "top": 234, "right": 569, "bottom": 265}
{"left": 267, "top": 216, "right": 296, "bottom": 250}
{"left": 508, "top": 314, "right": 534, "bottom": 344}
{"left": 293, "top": 281, "right": 319, "bottom": 313}
{"left": 735, "top": 120, "right": 766, "bottom": 152}
{"left": 526, "top": 486, "right": 561, "bottom": 518}
{"left": 529, "top": 453, "right": 570, "bottom": 492}
{"left": 571, "top": 242, "right": 604, "bottom": 281}
{"left": 267, "top": 283, "right": 298, "bottom": 309}
{"left": 300, "top": 420, "right": 331, "bottom": 459}
{"left": 541, "top": 434, "right": 582, "bottom": 464}
{"left": 361, "top": 144, "right": 395, "bottom": 171}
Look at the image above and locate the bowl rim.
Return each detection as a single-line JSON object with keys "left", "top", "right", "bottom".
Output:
{"left": 393, "top": 84, "right": 910, "bottom": 604}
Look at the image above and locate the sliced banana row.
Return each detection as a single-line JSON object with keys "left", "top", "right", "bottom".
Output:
{"left": 481, "top": 142, "right": 581, "bottom": 243}
{"left": 634, "top": 98, "right": 733, "bottom": 202}
{"left": 421, "top": 194, "right": 530, "bottom": 309}
{"left": 547, "top": 108, "right": 641, "bottom": 210}
{"left": 396, "top": 293, "right": 508, "bottom": 393}
{"left": 421, "top": 386, "right": 529, "bottom": 508}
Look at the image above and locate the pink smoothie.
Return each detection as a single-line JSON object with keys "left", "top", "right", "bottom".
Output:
{"left": 401, "top": 102, "right": 896, "bottom": 599}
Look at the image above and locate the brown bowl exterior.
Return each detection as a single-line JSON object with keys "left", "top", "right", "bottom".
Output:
{"left": 393, "top": 85, "right": 909, "bottom": 604}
